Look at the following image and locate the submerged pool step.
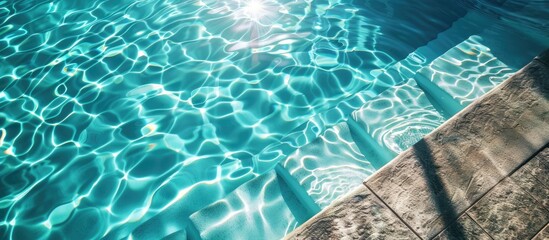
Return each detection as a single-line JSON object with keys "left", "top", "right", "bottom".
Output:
{"left": 346, "top": 118, "right": 395, "bottom": 169}
{"left": 188, "top": 121, "right": 384, "bottom": 239}
{"left": 112, "top": 36, "right": 497, "bottom": 240}
{"left": 251, "top": 11, "right": 491, "bottom": 175}
{"left": 187, "top": 35, "right": 519, "bottom": 240}
{"left": 349, "top": 36, "right": 515, "bottom": 156}
{"left": 126, "top": 18, "right": 520, "bottom": 240}
{"left": 247, "top": 77, "right": 456, "bottom": 239}
{"left": 248, "top": 12, "right": 484, "bottom": 172}
{"left": 414, "top": 73, "right": 464, "bottom": 118}
{"left": 390, "top": 11, "right": 490, "bottom": 81}
{"left": 188, "top": 171, "right": 302, "bottom": 240}
{"left": 104, "top": 162, "right": 257, "bottom": 240}
{"left": 198, "top": 30, "right": 496, "bottom": 240}
{"left": 415, "top": 35, "right": 515, "bottom": 106}
{"left": 160, "top": 229, "right": 187, "bottom": 240}
{"left": 351, "top": 78, "right": 448, "bottom": 155}
{"left": 280, "top": 122, "right": 377, "bottom": 209}
{"left": 274, "top": 164, "right": 321, "bottom": 218}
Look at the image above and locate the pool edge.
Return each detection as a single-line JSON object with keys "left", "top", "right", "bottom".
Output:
{"left": 284, "top": 49, "right": 549, "bottom": 239}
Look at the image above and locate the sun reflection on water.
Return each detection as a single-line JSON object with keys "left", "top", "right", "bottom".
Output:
{"left": 241, "top": 0, "right": 268, "bottom": 22}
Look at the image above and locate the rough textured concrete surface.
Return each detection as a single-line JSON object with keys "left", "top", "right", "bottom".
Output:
{"left": 522, "top": 147, "right": 549, "bottom": 187}
{"left": 432, "top": 214, "right": 491, "bottom": 240}
{"left": 364, "top": 139, "right": 503, "bottom": 238}
{"left": 467, "top": 178, "right": 549, "bottom": 240}
{"left": 365, "top": 56, "right": 549, "bottom": 238}
{"left": 288, "top": 50, "right": 549, "bottom": 240}
{"left": 511, "top": 152, "right": 549, "bottom": 210}
{"left": 284, "top": 186, "right": 418, "bottom": 240}
{"left": 536, "top": 49, "right": 549, "bottom": 66}
{"left": 532, "top": 224, "right": 549, "bottom": 240}
{"left": 474, "top": 60, "right": 549, "bottom": 174}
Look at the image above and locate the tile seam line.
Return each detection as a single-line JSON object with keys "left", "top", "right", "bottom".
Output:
{"left": 505, "top": 143, "right": 549, "bottom": 182}
{"left": 359, "top": 60, "right": 526, "bottom": 185}
{"left": 364, "top": 184, "right": 423, "bottom": 240}
{"left": 459, "top": 142, "right": 549, "bottom": 235}
{"left": 510, "top": 146, "right": 549, "bottom": 234}
{"left": 455, "top": 145, "right": 549, "bottom": 232}
{"left": 525, "top": 147, "right": 549, "bottom": 191}
{"left": 531, "top": 176, "right": 549, "bottom": 194}
{"left": 356, "top": 49, "right": 549, "bottom": 184}
{"left": 361, "top": 139, "right": 549, "bottom": 239}
{"left": 534, "top": 58, "right": 549, "bottom": 68}
{"left": 530, "top": 223, "right": 549, "bottom": 240}
{"left": 464, "top": 212, "right": 495, "bottom": 240}
{"left": 512, "top": 174, "right": 549, "bottom": 214}
{"left": 366, "top": 168, "right": 526, "bottom": 240}
{"left": 525, "top": 211, "right": 549, "bottom": 240}
{"left": 528, "top": 153, "right": 549, "bottom": 190}
{"left": 290, "top": 51, "right": 549, "bottom": 239}
{"left": 365, "top": 175, "right": 466, "bottom": 239}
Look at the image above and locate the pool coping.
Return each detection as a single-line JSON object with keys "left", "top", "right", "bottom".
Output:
{"left": 285, "top": 49, "right": 549, "bottom": 239}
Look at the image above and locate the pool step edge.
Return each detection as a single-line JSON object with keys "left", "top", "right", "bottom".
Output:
{"left": 284, "top": 49, "right": 549, "bottom": 239}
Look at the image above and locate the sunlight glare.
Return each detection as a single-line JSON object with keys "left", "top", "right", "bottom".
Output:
{"left": 242, "top": 0, "right": 267, "bottom": 22}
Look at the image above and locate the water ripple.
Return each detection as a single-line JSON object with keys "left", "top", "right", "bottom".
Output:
{"left": 0, "top": 0, "right": 519, "bottom": 238}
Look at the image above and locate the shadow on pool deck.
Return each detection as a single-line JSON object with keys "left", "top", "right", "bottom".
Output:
{"left": 533, "top": 50, "right": 549, "bottom": 100}
{"left": 413, "top": 139, "right": 467, "bottom": 239}
{"left": 287, "top": 50, "right": 549, "bottom": 240}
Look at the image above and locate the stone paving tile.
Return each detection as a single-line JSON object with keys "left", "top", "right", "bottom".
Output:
{"left": 510, "top": 153, "right": 549, "bottom": 210}
{"left": 532, "top": 223, "right": 549, "bottom": 240}
{"left": 284, "top": 185, "right": 418, "bottom": 240}
{"left": 365, "top": 140, "right": 503, "bottom": 239}
{"left": 522, "top": 147, "right": 549, "bottom": 186}
{"left": 432, "top": 214, "right": 491, "bottom": 240}
{"left": 465, "top": 60, "right": 549, "bottom": 174}
{"left": 467, "top": 178, "right": 549, "bottom": 240}
{"left": 291, "top": 51, "right": 549, "bottom": 240}
{"left": 535, "top": 49, "right": 549, "bottom": 66}
{"left": 366, "top": 59, "right": 549, "bottom": 239}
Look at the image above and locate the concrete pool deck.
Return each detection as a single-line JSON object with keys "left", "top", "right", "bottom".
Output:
{"left": 285, "top": 51, "right": 549, "bottom": 240}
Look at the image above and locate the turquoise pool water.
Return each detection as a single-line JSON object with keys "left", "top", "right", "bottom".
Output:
{"left": 1, "top": 0, "right": 548, "bottom": 239}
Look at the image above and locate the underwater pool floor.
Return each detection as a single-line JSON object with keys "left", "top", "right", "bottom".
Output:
{"left": 1, "top": 0, "right": 549, "bottom": 239}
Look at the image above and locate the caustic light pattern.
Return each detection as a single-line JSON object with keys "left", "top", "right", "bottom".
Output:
{"left": 0, "top": 0, "right": 414, "bottom": 239}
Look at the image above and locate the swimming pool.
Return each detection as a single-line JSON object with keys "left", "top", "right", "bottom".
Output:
{"left": 1, "top": 0, "right": 548, "bottom": 239}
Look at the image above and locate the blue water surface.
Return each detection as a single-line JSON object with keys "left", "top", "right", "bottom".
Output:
{"left": 1, "top": 0, "right": 548, "bottom": 239}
